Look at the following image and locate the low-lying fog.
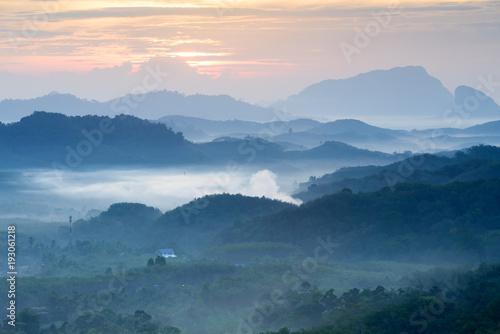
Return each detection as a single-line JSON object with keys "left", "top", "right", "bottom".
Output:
{"left": 0, "top": 167, "right": 308, "bottom": 221}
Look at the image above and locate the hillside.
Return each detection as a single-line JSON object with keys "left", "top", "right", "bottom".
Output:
{"left": 154, "top": 193, "right": 295, "bottom": 252}
{"left": 294, "top": 145, "right": 500, "bottom": 201}
{"left": 72, "top": 194, "right": 294, "bottom": 252}
{"left": 158, "top": 115, "right": 320, "bottom": 142}
{"left": 0, "top": 112, "right": 404, "bottom": 169}
{"left": 0, "top": 112, "right": 207, "bottom": 168}
{"left": 73, "top": 203, "right": 163, "bottom": 244}
{"left": 284, "top": 140, "right": 397, "bottom": 161}
{"left": 219, "top": 179, "right": 500, "bottom": 263}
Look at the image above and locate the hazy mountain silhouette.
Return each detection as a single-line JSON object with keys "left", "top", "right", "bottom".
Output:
{"left": 273, "top": 119, "right": 416, "bottom": 151}
{"left": 284, "top": 140, "right": 397, "bottom": 161}
{"left": 0, "top": 90, "right": 285, "bottom": 123}
{"left": 158, "top": 115, "right": 321, "bottom": 142}
{"left": 464, "top": 119, "right": 500, "bottom": 135}
{"left": 0, "top": 93, "right": 107, "bottom": 122}
{"left": 279, "top": 66, "right": 454, "bottom": 120}
{"left": 271, "top": 117, "right": 500, "bottom": 153}
{"left": 454, "top": 85, "right": 500, "bottom": 120}
{"left": 0, "top": 112, "right": 403, "bottom": 169}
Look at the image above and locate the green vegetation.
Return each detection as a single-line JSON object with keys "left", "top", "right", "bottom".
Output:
{"left": 0, "top": 112, "right": 403, "bottom": 169}
{"left": 295, "top": 145, "right": 500, "bottom": 201}
{"left": 0, "top": 112, "right": 199, "bottom": 168}
{"left": 2, "top": 146, "right": 500, "bottom": 333}
{"left": 221, "top": 179, "right": 500, "bottom": 263}
{"left": 260, "top": 263, "right": 500, "bottom": 334}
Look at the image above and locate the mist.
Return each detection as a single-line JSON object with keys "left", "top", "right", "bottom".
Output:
{"left": 0, "top": 167, "right": 301, "bottom": 221}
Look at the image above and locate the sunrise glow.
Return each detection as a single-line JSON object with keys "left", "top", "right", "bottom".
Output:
{"left": 0, "top": 0, "right": 499, "bottom": 102}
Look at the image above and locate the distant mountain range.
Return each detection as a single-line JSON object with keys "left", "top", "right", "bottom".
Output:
{"left": 274, "top": 66, "right": 500, "bottom": 125}
{"left": 159, "top": 115, "right": 500, "bottom": 153}
{"left": 0, "top": 112, "right": 402, "bottom": 169}
{"left": 1, "top": 66, "right": 498, "bottom": 127}
{"left": 1, "top": 111, "right": 498, "bottom": 173}
{"left": 293, "top": 145, "right": 500, "bottom": 201}
{"left": 0, "top": 90, "right": 286, "bottom": 123}
{"left": 158, "top": 115, "right": 320, "bottom": 142}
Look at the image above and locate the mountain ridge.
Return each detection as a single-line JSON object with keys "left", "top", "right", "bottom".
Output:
{"left": 0, "top": 90, "right": 285, "bottom": 123}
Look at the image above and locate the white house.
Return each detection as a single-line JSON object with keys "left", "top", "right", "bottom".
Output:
{"left": 156, "top": 248, "right": 176, "bottom": 258}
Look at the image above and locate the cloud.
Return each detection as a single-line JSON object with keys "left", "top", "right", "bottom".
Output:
{"left": 246, "top": 170, "right": 302, "bottom": 205}
{"left": 1, "top": 0, "right": 499, "bottom": 104}
{"left": 14, "top": 168, "right": 300, "bottom": 221}
{"left": 0, "top": 58, "right": 210, "bottom": 101}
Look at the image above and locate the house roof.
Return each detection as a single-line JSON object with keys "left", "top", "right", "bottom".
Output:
{"left": 157, "top": 248, "right": 174, "bottom": 254}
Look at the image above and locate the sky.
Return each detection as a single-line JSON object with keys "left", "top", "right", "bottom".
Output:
{"left": 0, "top": 0, "right": 499, "bottom": 104}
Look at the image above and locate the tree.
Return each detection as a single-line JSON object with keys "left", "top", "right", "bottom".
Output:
{"left": 155, "top": 255, "right": 166, "bottom": 266}
{"left": 320, "top": 289, "right": 339, "bottom": 310}
{"left": 160, "top": 326, "right": 182, "bottom": 334}
{"left": 147, "top": 258, "right": 155, "bottom": 267}
{"left": 18, "top": 308, "right": 40, "bottom": 334}
{"left": 134, "top": 310, "right": 152, "bottom": 328}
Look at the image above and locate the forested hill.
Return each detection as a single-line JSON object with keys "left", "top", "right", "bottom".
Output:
{"left": 219, "top": 179, "right": 500, "bottom": 263}
{"left": 155, "top": 194, "right": 295, "bottom": 251}
{"left": 72, "top": 194, "right": 294, "bottom": 250}
{"left": 0, "top": 111, "right": 203, "bottom": 167}
{"left": 156, "top": 193, "right": 294, "bottom": 228}
{"left": 0, "top": 111, "right": 402, "bottom": 168}
{"left": 295, "top": 145, "right": 500, "bottom": 201}
{"left": 73, "top": 202, "right": 163, "bottom": 242}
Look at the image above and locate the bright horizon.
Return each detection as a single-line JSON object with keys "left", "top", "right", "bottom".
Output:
{"left": 1, "top": 0, "right": 499, "bottom": 104}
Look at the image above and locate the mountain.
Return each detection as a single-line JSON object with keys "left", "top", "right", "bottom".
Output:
{"left": 0, "top": 94, "right": 108, "bottom": 123}
{"left": 284, "top": 140, "right": 397, "bottom": 161}
{"left": 304, "top": 119, "right": 407, "bottom": 137}
{"left": 73, "top": 203, "right": 163, "bottom": 244}
{"left": 0, "top": 90, "right": 286, "bottom": 123}
{"left": 0, "top": 111, "right": 203, "bottom": 168}
{"left": 280, "top": 66, "right": 454, "bottom": 120}
{"left": 158, "top": 115, "right": 321, "bottom": 142}
{"left": 454, "top": 85, "right": 500, "bottom": 120}
{"left": 197, "top": 137, "right": 286, "bottom": 163}
{"left": 157, "top": 193, "right": 294, "bottom": 228}
{"left": 218, "top": 179, "right": 500, "bottom": 263}
{"left": 463, "top": 119, "right": 500, "bottom": 135}
{"left": 0, "top": 112, "right": 402, "bottom": 170}
{"left": 158, "top": 114, "right": 500, "bottom": 154}
{"left": 273, "top": 119, "right": 417, "bottom": 152}
{"left": 197, "top": 137, "right": 402, "bottom": 167}
{"left": 159, "top": 116, "right": 265, "bottom": 141}
{"left": 114, "top": 90, "right": 287, "bottom": 122}
{"left": 73, "top": 194, "right": 294, "bottom": 250}
{"left": 293, "top": 145, "right": 500, "bottom": 201}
